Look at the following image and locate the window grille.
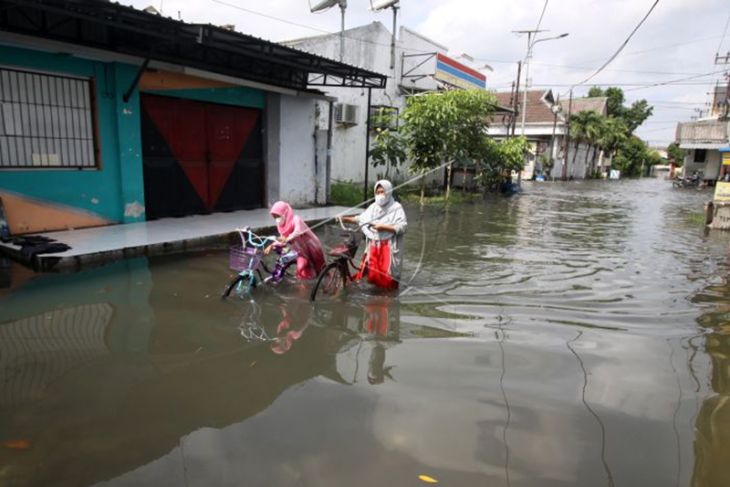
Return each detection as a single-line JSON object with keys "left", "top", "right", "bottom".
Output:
{"left": 0, "top": 67, "right": 98, "bottom": 169}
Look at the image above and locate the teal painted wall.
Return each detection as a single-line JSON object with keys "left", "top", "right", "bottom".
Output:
{"left": 143, "top": 86, "right": 265, "bottom": 109}
{"left": 0, "top": 45, "right": 145, "bottom": 223}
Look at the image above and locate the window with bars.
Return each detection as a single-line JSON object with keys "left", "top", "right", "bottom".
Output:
{"left": 0, "top": 67, "right": 98, "bottom": 169}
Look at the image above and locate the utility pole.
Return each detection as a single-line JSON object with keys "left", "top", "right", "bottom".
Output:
{"left": 513, "top": 29, "right": 547, "bottom": 136}
{"left": 562, "top": 89, "right": 573, "bottom": 181}
{"left": 511, "top": 61, "right": 522, "bottom": 136}
{"left": 715, "top": 52, "right": 730, "bottom": 120}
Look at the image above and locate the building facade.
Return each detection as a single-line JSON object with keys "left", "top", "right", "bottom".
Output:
{"left": 284, "top": 22, "right": 487, "bottom": 185}
{"left": 0, "top": 0, "right": 384, "bottom": 234}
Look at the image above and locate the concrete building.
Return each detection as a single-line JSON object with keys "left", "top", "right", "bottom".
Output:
{"left": 676, "top": 119, "right": 730, "bottom": 183}
{"left": 0, "top": 0, "right": 385, "bottom": 235}
{"left": 488, "top": 90, "right": 609, "bottom": 179}
{"left": 284, "top": 22, "right": 487, "bottom": 185}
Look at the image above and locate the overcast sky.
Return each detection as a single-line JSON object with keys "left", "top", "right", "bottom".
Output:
{"left": 127, "top": 0, "right": 730, "bottom": 146}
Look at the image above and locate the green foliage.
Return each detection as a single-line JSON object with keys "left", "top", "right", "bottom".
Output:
{"left": 329, "top": 181, "right": 367, "bottom": 207}
{"left": 667, "top": 142, "right": 684, "bottom": 167}
{"left": 598, "top": 117, "right": 628, "bottom": 158}
{"left": 472, "top": 136, "right": 529, "bottom": 189}
{"left": 622, "top": 99, "right": 654, "bottom": 133}
{"left": 585, "top": 86, "right": 655, "bottom": 176}
{"left": 612, "top": 135, "right": 650, "bottom": 177}
{"left": 401, "top": 89, "right": 497, "bottom": 173}
{"left": 370, "top": 110, "right": 407, "bottom": 180}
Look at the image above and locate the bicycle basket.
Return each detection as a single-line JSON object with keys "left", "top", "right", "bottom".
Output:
{"left": 229, "top": 246, "right": 262, "bottom": 272}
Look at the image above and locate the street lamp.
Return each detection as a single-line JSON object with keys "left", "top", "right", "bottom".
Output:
{"left": 518, "top": 31, "right": 568, "bottom": 136}
{"left": 310, "top": 0, "right": 348, "bottom": 62}
{"left": 370, "top": 0, "right": 400, "bottom": 70}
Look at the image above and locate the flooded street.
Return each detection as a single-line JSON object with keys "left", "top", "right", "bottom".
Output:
{"left": 2, "top": 178, "right": 730, "bottom": 487}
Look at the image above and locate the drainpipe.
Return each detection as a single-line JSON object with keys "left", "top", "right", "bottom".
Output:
{"left": 363, "top": 87, "right": 372, "bottom": 202}
{"left": 326, "top": 100, "right": 334, "bottom": 203}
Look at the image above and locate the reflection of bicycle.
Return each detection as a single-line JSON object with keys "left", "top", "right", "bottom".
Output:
{"left": 222, "top": 227, "right": 298, "bottom": 298}
{"left": 310, "top": 220, "right": 364, "bottom": 302}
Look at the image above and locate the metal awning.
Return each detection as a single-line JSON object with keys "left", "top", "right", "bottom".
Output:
{"left": 679, "top": 143, "right": 728, "bottom": 150}
{"left": 0, "top": 0, "right": 387, "bottom": 92}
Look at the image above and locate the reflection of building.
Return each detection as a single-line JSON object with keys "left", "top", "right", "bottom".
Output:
{"left": 0, "top": 303, "right": 113, "bottom": 407}
{"left": 487, "top": 91, "right": 609, "bottom": 179}
{"left": 691, "top": 277, "right": 730, "bottom": 487}
{"left": 0, "top": 1, "right": 384, "bottom": 234}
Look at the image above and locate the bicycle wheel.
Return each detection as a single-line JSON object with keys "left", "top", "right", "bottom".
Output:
{"left": 222, "top": 272, "right": 256, "bottom": 298}
{"left": 310, "top": 262, "right": 346, "bottom": 301}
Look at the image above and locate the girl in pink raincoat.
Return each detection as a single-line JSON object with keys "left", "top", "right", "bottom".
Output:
{"left": 266, "top": 201, "right": 325, "bottom": 280}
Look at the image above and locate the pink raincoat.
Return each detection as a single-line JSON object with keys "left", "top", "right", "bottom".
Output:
{"left": 270, "top": 201, "right": 325, "bottom": 280}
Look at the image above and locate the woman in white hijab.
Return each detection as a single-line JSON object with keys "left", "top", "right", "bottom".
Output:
{"left": 341, "top": 179, "right": 407, "bottom": 289}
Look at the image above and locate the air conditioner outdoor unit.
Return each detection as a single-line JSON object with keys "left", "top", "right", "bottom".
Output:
{"left": 334, "top": 103, "right": 359, "bottom": 125}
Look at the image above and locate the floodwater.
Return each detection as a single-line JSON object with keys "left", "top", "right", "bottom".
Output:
{"left": 1, "top": 178, "right": 730, "bottom": 487}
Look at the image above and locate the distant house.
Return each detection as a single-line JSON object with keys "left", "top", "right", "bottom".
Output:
{"left": 676, "top": 119, "right": 730, "bottom": 183}
{"left": 487, "top": 90, "right": 608, "bottom": 179}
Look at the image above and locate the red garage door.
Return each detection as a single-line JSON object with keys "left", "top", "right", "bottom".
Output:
{"left": 140, "top": 95, "right": 264, "bottom": 219}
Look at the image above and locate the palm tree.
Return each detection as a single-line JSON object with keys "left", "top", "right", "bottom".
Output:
{"left": 569, "top": 111, "right": 601, "bottom": 178}
{"left": 597, "top": 117, "right": 628, "bottom": 174}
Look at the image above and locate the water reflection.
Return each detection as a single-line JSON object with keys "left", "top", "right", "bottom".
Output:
{"left": 2, "top": 179, "right": 730, "bottom": 486}
{"left": 691, "top": 274, "right": 730, "bottom": 487}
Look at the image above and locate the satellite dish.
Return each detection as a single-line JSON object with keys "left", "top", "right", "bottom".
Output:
{"left": 370, "top": 0, "right": 399, "bottom": 11}
{"left": 310, "top": 0, "right": 345, "bottom": 13}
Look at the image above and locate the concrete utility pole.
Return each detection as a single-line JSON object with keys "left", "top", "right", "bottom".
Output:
{"left": 715, "top": 52, "right": 730, "bottom": 120}
{"left": 562, "top": 89, "right": 573, "bottom": 181}
{"left": 511, "top": 61, "right": 522, "bottom": 136}
{"left": 512, "top": 30, "right": 568, "bottom": 136}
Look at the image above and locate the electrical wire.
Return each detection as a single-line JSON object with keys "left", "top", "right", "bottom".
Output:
{"left": 566, "top": 0, "right": 661, "bottom": 93}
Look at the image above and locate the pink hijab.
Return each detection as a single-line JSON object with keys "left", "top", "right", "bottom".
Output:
{"left": 270, "top": 201, "right": 296, "bottom": 237}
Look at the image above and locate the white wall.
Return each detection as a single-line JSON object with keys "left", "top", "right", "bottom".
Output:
{"left": 265, "top": 93, "right": 321, "bottom": 207}
{"left": 286, "top": 23, "right": 449, "bottom": 186}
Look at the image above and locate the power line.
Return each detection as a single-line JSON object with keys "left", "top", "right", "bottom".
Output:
{"left": 567, "top": 0, "right": 660, "bottom": 92}
{"left": 715, "top": 9, "right": 730, "bottom": 56}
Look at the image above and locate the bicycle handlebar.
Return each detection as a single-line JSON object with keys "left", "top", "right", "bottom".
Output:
{"left": 236, "top": 227, "right": 278, "bottom": 249}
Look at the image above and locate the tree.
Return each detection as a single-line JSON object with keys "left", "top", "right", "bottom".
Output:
{"left": 586, "top": 86, "right": 655, "bottom": 177}
{"left": 597, "top": 117, "right": 628, "bottom": 175}
{"left": 473, "top": 135, "right": 529, "bottom": 190}
{"left": 370, "top": 109, "right": 406, "bottom": 181}
{"left": 569, "top": 110, "right": 601, "bottom": 176}
{"left": 667, "top": 142, "right": 684, "bottom": 167}
{"left": 613, "top": 135, "right": 649, "bottom": 177}
{"left": 401, "top": 89, "right": 497, "bottom": 202}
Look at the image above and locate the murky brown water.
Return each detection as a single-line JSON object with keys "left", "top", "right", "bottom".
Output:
{"left": 2, "top": 178, "right": 730, "bottom": 487}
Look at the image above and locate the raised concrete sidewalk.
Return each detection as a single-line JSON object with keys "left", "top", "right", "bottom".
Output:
{"left": 0, "top": 206, "right": 354, "bottom": 271}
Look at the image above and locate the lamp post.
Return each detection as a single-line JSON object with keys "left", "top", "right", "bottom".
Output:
{"left": 515, "top": 31, "right": 569, "bottom": 136}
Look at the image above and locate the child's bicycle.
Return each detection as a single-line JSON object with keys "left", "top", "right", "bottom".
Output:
{"left": 222, "top": 227, "right": 298, "bottom": 298}
{"left": 309, "top": 219, "right": 365, "bottom": 302}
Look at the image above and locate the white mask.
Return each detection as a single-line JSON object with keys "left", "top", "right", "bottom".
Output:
{"left": 375, "top": 194, "right": 388, "bottom": 206}
{"left": 274, "top": 217, "right": 283, "bottom": 225}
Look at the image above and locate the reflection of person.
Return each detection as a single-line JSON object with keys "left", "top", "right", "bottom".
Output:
{"left": 341, "top": 180, "right": 407, "bottom": 289}
{"left": 271, "top": 300, "right": 312, "bottom": 355}
{"left": 266, "top": 201, "right": 325, "bottom": 280}
{"left": 363, "top": 296, "right": 399, "bottom": 384}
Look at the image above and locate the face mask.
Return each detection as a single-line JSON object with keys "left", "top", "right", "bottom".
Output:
{"left": 274, "top": 217, "right": 283, "bottom": 225}
{"left": 375, "top": 194, "right": 387, "bottom": 206}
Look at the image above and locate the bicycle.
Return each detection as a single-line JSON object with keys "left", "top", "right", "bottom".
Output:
{"left": 222, "top": 227, "right": 298, "bottom": 298}
{"left": 310, "top": 220, "right": 364, "bottom": 302}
